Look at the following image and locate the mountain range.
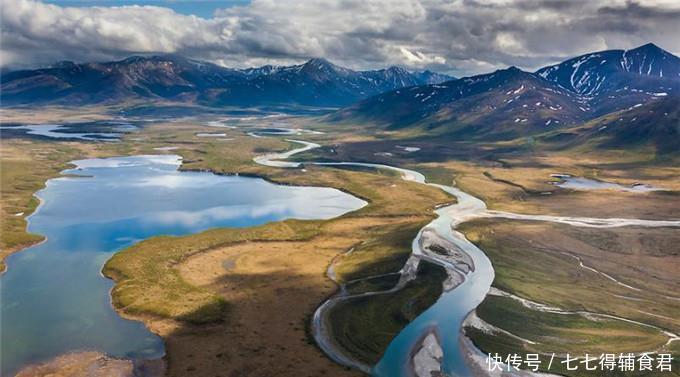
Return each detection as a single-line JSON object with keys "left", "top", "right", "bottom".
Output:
{"left": 2, "top": 43, "right": 678, "bottom": 154}
{"left": 333, "top": 43, "right": 680, "bottom": 146}
{"left": 0, "top": 56, "right": 453, "bottom": 107}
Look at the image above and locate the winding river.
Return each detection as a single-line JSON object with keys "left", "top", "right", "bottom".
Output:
{"left": 255, "top": 139, "right": 680, "bottom": 377}
{"left": 0, "top": 154, "right": 365, "bottom": 376}
{"left": 4, "top": 137, "right": 677, "bottom": 377}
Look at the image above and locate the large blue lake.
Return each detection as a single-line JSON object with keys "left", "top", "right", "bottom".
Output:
{"left": 0, "top": 154, "right": 366, "bottom": 375}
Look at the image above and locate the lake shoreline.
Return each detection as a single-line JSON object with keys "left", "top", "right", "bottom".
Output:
{"left": 178, "top": 166, "right": 375, "bottom": 205}
{"left": 100, "top": 153, "right": 371, "bottom": 376}
{"left": 4, "top": 153, "right": 366, "bottom": 376}
{"left": 0, "top": 237, "right": 45, "bottom": 275}
{"left": 0, "top": 179, "right": 51, "bottom": 275}
{"left": 98, "top": 144, "right": 453, "bottom": 376}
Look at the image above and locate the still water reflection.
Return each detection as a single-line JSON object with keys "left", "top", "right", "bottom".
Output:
{"left": 1, "top": 155, "right": 365, "bottom": 375}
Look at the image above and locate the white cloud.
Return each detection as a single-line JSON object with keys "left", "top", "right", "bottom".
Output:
{"left": 1, "top": 0, "right": 679, "bottom": 76}
{"left": 399, "top": 47, "right": 446, "bottom": 66}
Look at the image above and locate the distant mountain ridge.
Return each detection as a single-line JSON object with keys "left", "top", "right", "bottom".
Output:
{"left": 3, "top": 43, "right": 678, "bottom": 155}
{"left": 332, "top": 43, "right": 680, "bottom": 146}
{"left": 0, "top": 56, "right": 455, "bottom": 107}
{"left": 331, "top": 66, "right": 588, "bottom": 140}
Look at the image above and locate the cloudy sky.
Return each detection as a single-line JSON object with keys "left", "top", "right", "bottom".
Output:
{"left": 2, "top": 0, "right": 680, "bottom": 76}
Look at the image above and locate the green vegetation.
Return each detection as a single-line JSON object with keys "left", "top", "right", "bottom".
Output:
{"left": 460, "top": 218, "right": 680, "bottom": 332}
{"left": 105, "top": 220, "right": 321, "bottom": 323}
{"left": 328, "top": 262, "right": 446, "bottom": 365}
{"left": 461, "top": 218, "right": 679, "bottom": 377}
{"left": 475, "top": 295, "right": 667, "bottom": 355}
{"left": 2, "top": 122, "right": 454, "bottom": 373}
{"left": 4, "top": 109, "right": 678, "bottom": 376}
{"left": 406, "top": 164, "right": 457, "bottom": 186}
{"left": 333, "top": 220, "right": 429, "bottom": 282}
{"left": 344, "top": 274, "right": 400, "bottom": 295}
{"left": 103, "top": 164, "right": 449, "bottom": 327}
{"left": 97, "top": 130, "right": 453, "bottom": 367}
{"left": 467, "top": 326, "right": 679, "bottom": 377}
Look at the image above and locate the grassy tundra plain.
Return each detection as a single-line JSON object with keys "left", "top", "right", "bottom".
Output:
{"left": 2, "top": 106, "right": 679, "bottom": 376}
{"left": 2, "top": 111, "right": 453, "bottom": 376}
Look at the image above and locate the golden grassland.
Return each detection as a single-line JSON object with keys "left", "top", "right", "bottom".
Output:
{"left": 294, "top": 127, "right": 680, "bottom": 374}
{"left": 299, "top": 128, "right": 680, "bottom": 218}
{"left": 474, "top": 294, "right": 667, "bottom": 355}
{"left": 3, "top": 117, "right": 453, "bottom": 376}
{"left": 460, "top": 218, "right": 680, "bottom": 376}
{"left": 95, "top": 120, "right": 451, "bottom": 376}
{"left": 102, "top": 131, "right": 453, "bottom": 375}
{"left": 399, "top": 155, "right": 680, "bottom": 220}
{"left": 3, "top": 108, "right": 680, "bottom": 377}
{"left": 443, "top": 156, "right": 680, "bottom": 218}
{"left": 171, "top": 216, "right": 438, "bottom": 376}
{"left": 460, "top": 218, "right": 680, "bottom": 332}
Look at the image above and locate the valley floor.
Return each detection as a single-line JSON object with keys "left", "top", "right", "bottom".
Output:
{"left": 2, "top": 105, "right": 679, "bottom": 376}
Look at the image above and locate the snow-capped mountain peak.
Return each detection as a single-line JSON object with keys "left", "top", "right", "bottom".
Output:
{"left": 536, "top": 43, "right": 680, "bottom": 96}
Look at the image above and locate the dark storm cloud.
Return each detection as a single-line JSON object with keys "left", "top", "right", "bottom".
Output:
{"left": 1, "top": 0, "right": 679, "bottom": 76}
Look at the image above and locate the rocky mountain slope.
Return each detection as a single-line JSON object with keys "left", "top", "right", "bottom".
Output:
{"left": 538, "top": 95, "right": 680, "bottom": 155}
{"left": 332, "top": 43, "right": 680, "bottom": 144}
{"left": 537, "top": 43, "right": 680, "bottom": 115}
